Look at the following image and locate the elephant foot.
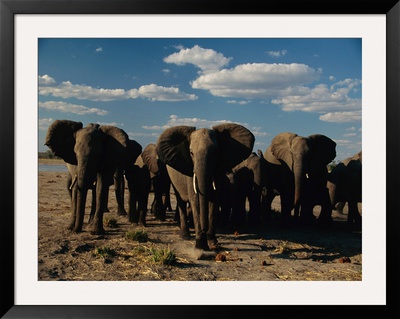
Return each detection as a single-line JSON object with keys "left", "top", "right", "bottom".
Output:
{"left": 117, "top": 210, "right": 127, "bottom": 216}
{"left": 90, "top": 227, "right": 106, "bottom": 235}
{"left": 195, "top": 238, "right": 210, "bottom": 251}
{"left": 179, "top": 229, "right": 191, "bottom": 240}
{"left": 207, "top": 236, "right": 219, "bottom": 250}
{"left": 139, "top": 221, "right": 147, "bottom": 227}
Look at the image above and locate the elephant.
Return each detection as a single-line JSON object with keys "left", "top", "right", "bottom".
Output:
{"left": 327, "top": 151, "right": 362, "bottom": 228}
{"left": 44, "top": 119, "right": 132, "bottom": 234}
{"left": 219, "top": 150, "right": 267, "bottom": 230}
{"left": 125, "top": 154, "right": 151, "bottom": 226}
{"left": 66, "top": 139, "right": 142, "bottom": 219}
{"left": 261, "top": 132, "right": 337, "bottom": 227}
{"left": 141, "top": 143, "right": 172, "bottom": 222}
{"left": 156, "top": 123, "right": 255, "bottom": 252}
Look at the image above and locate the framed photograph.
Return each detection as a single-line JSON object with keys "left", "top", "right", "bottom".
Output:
{"left": 1, "top": 0, "right": 399, "bottom": 318}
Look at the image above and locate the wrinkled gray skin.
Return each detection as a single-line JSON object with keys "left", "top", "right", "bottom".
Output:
{"left": 327, "top": 151, "right": 362, "bottom": 228}
{"left": 156, "top": 124, "right": 255, "bottom": 252}
{"left": 141, "top": 143, "right": 172, "bottom": 222}
{"left": 219, "top": 151, "right": 267, "bottom": 230}
{"left": 45, "top": 119, "right": 131, "bottom": 234}
{"left": 261, "top": 132, "right": 337, "bottom": 226}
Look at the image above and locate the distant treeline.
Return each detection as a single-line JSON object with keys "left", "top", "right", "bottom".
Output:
{"left": 38, "top": 150, "right": 61, "bottom": 159}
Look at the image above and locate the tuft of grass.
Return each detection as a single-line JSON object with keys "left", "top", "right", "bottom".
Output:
{"left": 125, "top": 229, "right": 149, "bottom": 243}
{"left": 148, "top": 245, "right": 176, "bottom": 265}
{"left": 95, "top": 246, "right": 117, "bottom": 259}
{"left": 104, "top": 216, "right": 118, "bottom": 228}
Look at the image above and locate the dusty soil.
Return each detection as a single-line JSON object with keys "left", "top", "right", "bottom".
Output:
{"left": 38, "top": 160, "right": 362, "bottom": 281}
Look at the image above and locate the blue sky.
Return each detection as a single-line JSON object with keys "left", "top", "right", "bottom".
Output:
{"left": 38, "top": 38, "right": 361, "bottom": 161}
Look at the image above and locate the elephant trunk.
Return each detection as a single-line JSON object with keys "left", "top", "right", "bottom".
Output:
{"left": 193, "top": 169, "right": 214, "bottom": 237}
{"left": 293, "top": 161, "right": 306, "bottom": 209}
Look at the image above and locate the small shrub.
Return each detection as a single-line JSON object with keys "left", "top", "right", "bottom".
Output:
{"left": 148, "top": 245, "right": 176, "bottom": 265}
{"left": 104, "top": 216, "right": 118, "bottom": 228}
{"left": 125, "top": 229, "right": 149, "bottom": 243}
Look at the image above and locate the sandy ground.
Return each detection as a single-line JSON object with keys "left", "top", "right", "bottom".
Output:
{"left": 38, "top": 159, "right": 362, "bottom": 281}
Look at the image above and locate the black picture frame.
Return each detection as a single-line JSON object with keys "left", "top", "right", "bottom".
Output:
{"left": 1, "top": 0, "right": 399, "bottom": 318}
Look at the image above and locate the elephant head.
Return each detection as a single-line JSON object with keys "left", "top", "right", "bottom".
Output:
{"left": 44, "top": 119, "right": 130, "bottom": 234}
{"left": 156, "top": 123, "right": 255, "bottom": 250}
{"left": 269, "top": 132, "right": 336, "bottom": 219}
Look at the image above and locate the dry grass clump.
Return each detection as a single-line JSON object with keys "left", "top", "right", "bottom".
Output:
{"left": 125, "top": 229, "right": 149, "bottom": 243}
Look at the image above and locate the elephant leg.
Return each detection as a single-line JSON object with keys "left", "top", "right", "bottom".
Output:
{"left": 68, "top": 187, "right": 78, "bottom": 231}
{"left": 280, "top": 192, "right": 293, "bottom": 227}
{"left": 115, "top": 173, "right": 127, "bottom": 216}
{"left": 88, "top": 187, "right": 96, "bottom": 225}
{"left": 74, "top": 188, "right": 88, "bottom": 233}
{"left": 190, "top": 193, "right": 209, "bottom": 251}
{"left": 261, "top": 189, "right": 275, "bottom": 223}
{"left": 177, "top": 200, "right": 191, "bottom": 240}
{"left": 247, "top": 189, "right": 261, "bottom": 228}
{"left": 348, "top": 201, "right": 361, "bottom": 229}
{"left": 207, "top": 201, "right": 218, "bottom": 249}
{"left": 89, "top": 177, "right": 107, "bottom": 235}
{"left": 103, "top": 185, "right": 110, "bottom": 213}
{"left": 138, "top": 193, "right": 148, "bottom": 227}
{"left": 230, "top": 195, "right": 246, "bottom": 230}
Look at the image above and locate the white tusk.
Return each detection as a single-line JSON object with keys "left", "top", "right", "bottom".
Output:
{"left": 212, "top": 180, "right": 216, "bottom": 191}
{"left": 306, "top": 173, "right": 309, "bottom": 179}
{"left": 193, "top": 173, "right": 197, "bottom": 194}
{"left": 69, "top": 174, "right": 77, "bottom": 190}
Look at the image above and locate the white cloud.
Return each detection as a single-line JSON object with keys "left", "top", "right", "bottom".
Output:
{"left": 38, "top": 118, "right": 54, "bottom": 131}
{"left": 38, "top": 76, "right": 198, "bottom": 102}
{"left": 266, "top": 50, "right": 287, "bottom": 58}
{"left": 192, "top": 63, "right": 321, "bottom": 98}
{"left": 227, "top": 100, "right": 251, "bottom": 105}
{"left": 163, "top": 45, "right": 232, "bottom": 74}
{"left": 39, "top": 75, "right": 56, "bottom": 86}
{"left": 138, "top": 84, "right": 197, "bottom": 102}
{"left": 319, "top": 110, "right": 362, "bottom": 123}
{"left": 95, "top": 47, "right": 103, "bottom": 53}
{"left": 39, "top": 101, "right": 108, "bottom": 116}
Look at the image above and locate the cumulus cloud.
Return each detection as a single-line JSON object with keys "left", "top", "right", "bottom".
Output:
{"left": 39, "top": 75, "right": 56, "bottom": 86}
{"left": 38, "top": 76, "right": 197, "bottom": 102}
{"left": 163, "top": 45, "right": 232, "bottom": 74}
{"left": 39, "top": 101, "right": 108, "bottom": 116}
{"left": 319, "top": 110, "right": 362, "bottom": 123}
{"left": 137, "top": 84, "right": 197, "bottom": 102}
{"left": 191, "top": 63, "right": 321, "bottom": 98}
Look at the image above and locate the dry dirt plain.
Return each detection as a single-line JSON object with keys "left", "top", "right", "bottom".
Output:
{"left": 38, "top": 159, "right": 362, "bottom": 282}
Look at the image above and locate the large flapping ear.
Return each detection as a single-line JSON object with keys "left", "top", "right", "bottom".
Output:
{"left": 212, "top": 123, "right": 255, "bottom": 173}
{"left": 270, "top": 132, "right": 298, "bottom": 169}
{"left": 44, "top": 119, "right": 83, "bottom": 165}
{"left": 308, "top": 134, "right": 337, "bottom": 173}
{"left": 156, "top": 125, "right": 196, "bottom": 176}
{"left": 141, "top": 143, "right": 160, "bottom": 176}
{"left": 125, "top": 139, "right": 142, "bottom": 167}
{"left": 99, "top": 125, "right": 129, "bottom": 167}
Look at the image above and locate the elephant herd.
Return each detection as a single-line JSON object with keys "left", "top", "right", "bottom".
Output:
{"left": 44, "top": 119, "right": 362, "bottom": 253}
